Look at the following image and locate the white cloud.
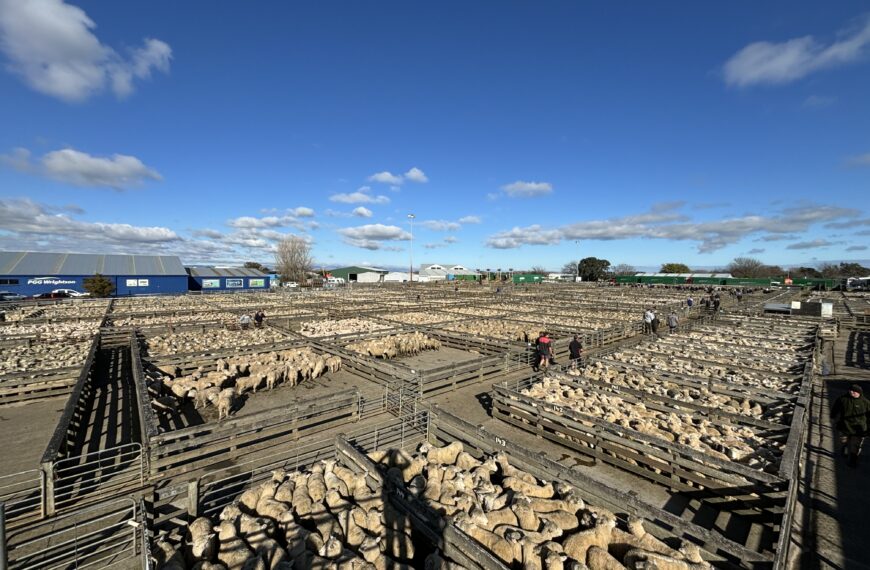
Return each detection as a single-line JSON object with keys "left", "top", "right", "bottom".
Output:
{"left": 423, "top": 243, "right": 446, "bottom": 249}
{"left": 485, "top": 203, "right": 861, "bottom": 253}
{"left": 747, "top": 248, "right": 766, "bottom": 254}
{"left": 291, "top": 207, "right": 315, "bottom": 217}
{"left": 723, "top": 17, "right": 870, "bottom": 87}
{"left": 352, "top": 207, "right": 372, "bottom": 218}
{"left": 458, "top": 215, "right": 481, "bottom": 224}
{"left": 0, "top": 198, "right": 179, "bottom": 246}
{"left": 2, "top": 147, "right": 162, "bottom": 190}
{"left": 404, "top": 167, "right": 428, "bottom": 183}
{"left": 339, "top": 223, "right": 411, "bottom": 250}
{"left": 444, "top": 236, "right": 458, "bottom": 244}
{"left": 0, "top": 0, "right": 171, "bottom": 102}
{"left": 420, "top": 220, "right": 461, "bottom": 232}
{"left": 368, "top": 171, "right": 404, "bottom": 185}
{"left": 192, "top": 228, "right": 224, "bottom": 240}
{"left": 500, "top": 180, "right": 553, "bottom": 197}
{"left": 329, "top": 186, "right": 390, "bottom": 204}
{"left": 846, "top": 245, "right": 868, "bottom": 251}
{"left": 785, "top": 239, "right": 842, "bottom": 250}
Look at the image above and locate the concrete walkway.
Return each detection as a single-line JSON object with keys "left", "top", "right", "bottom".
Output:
{"left": 798, "top": 327, "right": 870, "bottom": 569}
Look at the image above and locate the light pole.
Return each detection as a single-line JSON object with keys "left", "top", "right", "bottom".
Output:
{"left": 407, "top": 213, "right": 415, "bottom": 284}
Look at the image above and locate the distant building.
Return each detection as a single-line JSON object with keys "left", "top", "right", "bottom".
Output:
{"left": 328, "top": 266, "right": 389, "bottom": 283}
{"left": 0, "top": 251, "right": 188, "bottom": 296}
{"left": 419, "top": 263, "right": 480, "bottom": 281}
{"left": 383, "top": 271, "right": 419, "bottom": 283}
{"left": 186, "top": 266, "right": 270, "bottom": 291}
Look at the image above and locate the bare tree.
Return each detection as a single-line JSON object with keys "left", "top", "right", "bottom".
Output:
{"left": 274, "top": 236, "right": 313, "bottom": 283}
{"left": 727, "top": 257, "right": 765, "bottom": 278}
{"left": 530, "top": 265, "right": 548, "bottom": 275}
{"left": 561, "top": 261, "right": 579, "bottom": 277}
{"left": 612, "top": 263, "right": 636, "bottom": 276}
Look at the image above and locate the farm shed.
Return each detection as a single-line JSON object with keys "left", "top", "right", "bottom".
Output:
{"left": 329, "top": 266, "right": 388, "bottom": 283}
{"left": 383, "top": 271, "right": 418, "bottom": 282}
{"left": 0, "top": 251, "right": 188, "bottom": 297}
{"left": 186, "top": 266, "right": 269, "bottom": 291}
{"left": 512, "top": 272, "right": 544, "bottom": 283}
{"left": 420, "top": 263, "right": 481, "bottom": 281}
{"left": 355, "top": 271, "right": 384, "bottom": 284}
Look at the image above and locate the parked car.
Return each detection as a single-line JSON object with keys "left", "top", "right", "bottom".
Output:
{"left": 33, "top": 291, "right": 69, "bottom": 299}
{"left": 283, "top": 281, "right": 299, "bottom": 288}
{"left": 0, "top": 291, "right": 25, "bottom": 301}
{"left": 51, "top": 288, "right": 89, "bottom": 297}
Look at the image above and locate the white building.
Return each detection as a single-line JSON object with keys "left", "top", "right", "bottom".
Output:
{"left": 418, "top": 263, "right": 480, "bottom": 281}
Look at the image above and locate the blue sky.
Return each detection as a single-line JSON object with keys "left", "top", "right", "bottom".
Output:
{"left": 0, "top": 1, "right": 868, "bottom": 271}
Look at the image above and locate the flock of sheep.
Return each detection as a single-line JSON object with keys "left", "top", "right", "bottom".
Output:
{"left": 149, "top": 347, "right": 342, "bottom": 419}
{"left": 145, "top": 328, "right": 287, "bottom": 357}
{"left": 346, "top": 332, "right": 442, "bottom": 360}
{"left": 298, "top": 318, "right": 392, "bottom": 338}
{"left": 521, "top": 375, "right": 782, "bottom": 471}
{"left": 155, "top": 440, "right": 711, "bottom": 569}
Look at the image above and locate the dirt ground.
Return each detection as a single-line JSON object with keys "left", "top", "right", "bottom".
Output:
{"left": 170, "top": 367, "right": 386, "bottom": 426}
{"left": 391, "top": 345, "right": 484, "bottom": 372}
{"left": 0, "top": 397, "right": 67, "bottom": 475}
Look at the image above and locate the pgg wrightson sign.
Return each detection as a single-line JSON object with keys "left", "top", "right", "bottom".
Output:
{"left": 26, "top": 276, "right": 77, "bottom": 286}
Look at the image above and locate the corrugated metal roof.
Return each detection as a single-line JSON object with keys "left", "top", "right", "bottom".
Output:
{"left": 0, "top": 251, "right": 186, "bottom": 276}
{"left": 420, "top": 263, "right": 479, "bottom": 276}
{"left": 636, "top": 272, "right": 734, "bottom": 278}
{"left": 186, "top": 266, "right": 266, "bottom": 278}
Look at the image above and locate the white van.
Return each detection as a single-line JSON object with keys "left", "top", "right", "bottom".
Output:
{"left": 326, "top": 277, "right": 345, "bottom": 285}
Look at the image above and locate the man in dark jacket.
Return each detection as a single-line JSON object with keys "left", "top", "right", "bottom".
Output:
{"left": 831, "top": 384, "right": 870, "bottom": 467}
{"left": 569, "top": 335, "right": 583, "bottom": 369}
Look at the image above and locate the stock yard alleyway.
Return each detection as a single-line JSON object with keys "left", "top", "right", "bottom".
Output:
{"left": 799, "top": 326, "right": 870, "bottom": 569}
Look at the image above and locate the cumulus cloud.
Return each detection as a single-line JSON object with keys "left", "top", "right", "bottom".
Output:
{"left": 444, "top": 236, "right": 458, "bottom": 244}
{"left": 0, "top": 198, "right": 179, "bottom": 247}
{"left": 368, "top": 171, "right": 403, "bottom": 185}
{"left": 192, "top": 228, "right": 224, "bottom": 240}
{"left": 365, "top": 167, "right": 429, "bottom": 186}
{"left": 226, "top": 209, "right": 315, "bottom": 232}
{"left": 500, "top": 180, "right": 553, "bottom": 198}
{"left": 1, "top": 147, "right": 162, "bottom": 190}
{"left": 786, "top": 239, "right": 843, "bottom": 250}
{"left": 420, "top": 220, "right": 461, "bottom": 232}
{"left": 723, "top": 17, "right": 870, "bottom": 87}
{"left": 485, "top": 203, "right": 861, "bottom": 253}
{"left": 459, "top": 215, "right": 481, "bottom": 224}
{"left": 0, "top": 0, "right": 171, "bottom": 102}
{"left": 329, "top": 186, "right": 390, "bottom": 205}
{"left": 846, "top": 245, "right": 868, "bottom": 251}
{"left": 845, "top": 152, "right": 870, "bottom": 167}
{"left": 404, "top": 167, "right": 428, "bottom": 183}
{"left": 352, "top": 207, "right": 372, "bottom": 218}
{"left": 339, "top": 223, "right": 411, "bottom": 250}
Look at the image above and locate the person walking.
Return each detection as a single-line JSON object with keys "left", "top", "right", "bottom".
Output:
{"left": 239, "top": 313, "right": 252, "bottom": 330}
{"left": 643, "top": 309, "right": 654, "bottom": 334}
{"left": 535, "top": 332, "right": 553, "bottom": 371}
{"left": 254, "top": 309, "right": 265, "bottom": 328}
{"left": 831, "top": 384, "right": 870, "bottom": 467}
{"left": 667, "top": 311, "right": 679, "bottom": 334}
{"left": 686, "top": 296, "right": 693, "bottom": 315}
{"left": 569, "top": 335, "right": 583, "bottom": 369}
{"left": 650, "top": 311, "right": 660, "bottom": 337}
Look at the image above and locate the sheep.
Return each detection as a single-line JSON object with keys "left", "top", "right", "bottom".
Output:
{"left": 503, "top": 476, "right": 555, "bottom": 499}
{"left": 187, "top": 516, "right": 218, "bottom": 562}
{"left": 562, "top": 512, "right": 617, "bottom": 563}
{"left": 214, "top": 520, "right": 255, "bottom": 570}
{"left": 419, "top": 441, "right": 464, "bottom": 465}
{"left": 217, "top": 388, "right": 236, "bottom": 420}
{"left": 586, "top": 545, "right": 625, "bottom": 570}
{"left": 623, "top": 548, "right": 709, "bottom": 570}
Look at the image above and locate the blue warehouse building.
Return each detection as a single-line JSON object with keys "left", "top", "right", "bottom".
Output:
{"left": 186, "top": 266, "right": 270, "bottom": 292}
{"left": 0, "top": 251, "right": 189, "bottom": 297}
